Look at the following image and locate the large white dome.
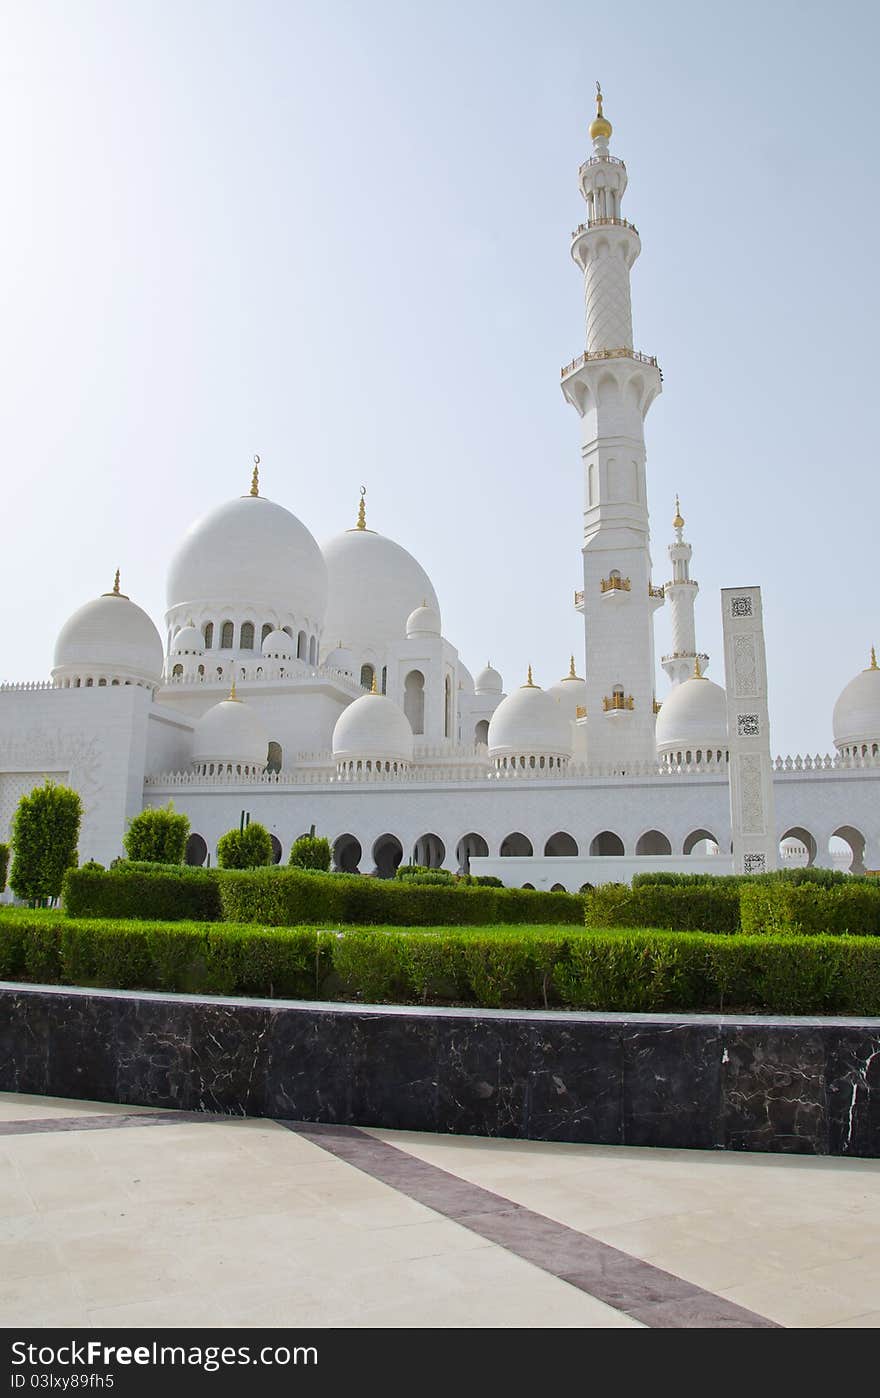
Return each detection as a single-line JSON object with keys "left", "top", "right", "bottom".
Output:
{"left": 655, "top": 674, "right": 728, "bottom": 758}
{"left": 192, "top": 691, "right": 269, "bottom": 771}
{"left": 488, "top": 674, "right": 573, "bottom": 764}
{"left": 167, "top": 494, "right": 327, "bottom": 622}
{"left": 833, "top": 654, "right": 880, "bottom": 753}
{"left": 53, "top": 584, "right": 164, "bottom": 687}
{"left": 321, "top": 524, "right": 439, "bottom": 656}
{"left": 332, "top": 691, "right": 414, "bottom": 767}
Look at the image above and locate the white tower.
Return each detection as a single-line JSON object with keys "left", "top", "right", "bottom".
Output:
{"left": 661, "top": 497, "right": 708, "bottom": 686}
{"left": 562, "top": 86, "right": 663, "bottom": 767}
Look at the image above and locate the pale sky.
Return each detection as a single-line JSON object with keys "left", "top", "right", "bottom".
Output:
{"left": 1, "top": 0, "right": 877, "bottom": 756}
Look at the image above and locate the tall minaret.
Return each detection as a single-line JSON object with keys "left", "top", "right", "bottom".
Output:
{"left": 562, "top": 86, "right": 663, "bottom": 767}
{"left": 661, "top": 497, "right": 708, "bottom": 686}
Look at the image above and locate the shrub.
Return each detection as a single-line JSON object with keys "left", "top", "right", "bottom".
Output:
{"left": 0, "top": 843, "right": 8, "bottom": 894}
{"left": 584, "top": 881, "right": 741, "bottom": 934}
{"left": 472, "top": 875, "right": 503, "bottom": 888}
{"left": 217, "top": 822, "right": 274, "bottom": 870}
{"left": 289, "top": 834, "right": 331, "bottom": 872}
{"left": 123, "top": 804, "right": 190, "bottom": 865}
{"left": 740, "top": 881, "right": 880, "bottom": 937}
{"left": 10, "top": 781, "right": 82, "bottom": 906}
{"left": 63, "top": 864, "right": 221, "bottom": 922}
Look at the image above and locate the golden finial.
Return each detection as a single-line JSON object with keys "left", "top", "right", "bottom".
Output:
{"left": 370, "top": 671, "right": 378, "bottom": 694}
{"left": 522, "top": 664, "right": 537, "bottom": 688}
{"left": 228, "top": 677, "right": 239, "bottom": 701}
{"left": 250, "top": 455, "right": 260, "bottom": 497}
{"left": 693, "top": 655, "right": 705, "bottom": 679}
{"left": 673, "top": 495, "right": 684, "bottom": 530}
{"left": 569, "top": 655, "right": 577, "bottom": 679}
{"left": 589, "top": 81, "right": 613, "bottom": 142}
{"left": 870, "top": 646, "right": 878, "bottom": 671}
{"left": 356, "top": 485, "right": 367, "bottom": 530}
{"left": 112, "top": 569, "right": 120, "bottom": 595}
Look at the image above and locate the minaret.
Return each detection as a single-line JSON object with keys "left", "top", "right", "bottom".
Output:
{"left": 661, "top": 497, "right": 708, "bottom": 686}
{"left": 562, "top": 86, "right": 663, "bottom": 766}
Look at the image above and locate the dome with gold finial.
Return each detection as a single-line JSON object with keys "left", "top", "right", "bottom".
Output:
{"left": 589, "top": 82, "right": 612, "bottom": 142}
{"left": 191, "top": 685, "right": 269, "bottom": 774}
{"left": 52, "top": 572, "right": 164, "bottom": 689}
{"left": 331, "top": 687, "right": 414, "bottom": 772}
{"left": 832, "top": 648, "right": 880, "bottom": 757}
{"left": 655, "top": 661, "right": 728, "bottom": 764}
{"left": 487, "top": 668, "right": 573, "bottom": 770}
{"left": 548, "top": 656, "right": 588, "bottom": 720}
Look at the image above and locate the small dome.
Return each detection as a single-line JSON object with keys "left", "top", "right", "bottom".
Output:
{"left": 53, "top": 582, "right": 164, "bottom": 687}
{"left": 406, "top": 603, "right": 441, "bottom": 638}
{"left": 488, "top": 673, "right": 573, "bottom": 763}
{"left": 167, "top": 493, "right": 327, "bottom": 622}
{"left": 548, "top": 658, "right": 588, "bottom": 720}
{"left": 458, "top": 662, "right": 475, "bottom": 695}
{"left": 655, "top": 674, "right": 728, "bottom": 757}
{"left": 325, "top": 644, "right": 356, "bottom": 677}
{"left": 332, "top": 692, "right": 414, "bottom": 766}
{"left": 833, "top": 652, "right": 880, "bottom": 752}
{"left": 321, "top": 509, "right": 439, "bottom": 656}
{"left": 261, "top": 629, "right": 293, "bottom": 660}
{"left": 475, "top": 663, "right": 503, "bottom": 695}
{"left": 171, "top": 624, "right": 204, "bottom": 656}
{"left": 192, "top": 689, "right": 268, "bottom": 770}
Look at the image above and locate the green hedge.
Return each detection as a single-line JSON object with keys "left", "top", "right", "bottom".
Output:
{"left": 631, "top": 868, "right": 855, "bottom": 890}
{"left": 62, "top": 865, "right": 585, "bottom": 928}
{"left": 3, "top": 910, "right": 880, "bottom": 1013}
{"left": 62, "top": 865, "right": 221, "bottom": 922}
{"left": 740, "top": 881, "right": 880, "bottom": 936}
{"left": 584, "top": 882, "right": 742, "bottom": 934}
{"left": 0, "top": 843, "right": 8, "bottom": 894}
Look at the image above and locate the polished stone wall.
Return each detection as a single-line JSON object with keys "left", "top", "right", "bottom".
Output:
{"left": 1, "top": 983, "right": 878, "bottom": 1156}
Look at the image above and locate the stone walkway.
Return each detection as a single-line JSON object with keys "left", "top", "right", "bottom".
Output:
{"left": 1, "top": 1093, "right": 877, "bottom": 1328}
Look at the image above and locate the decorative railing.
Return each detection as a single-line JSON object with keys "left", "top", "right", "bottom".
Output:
{"left": 575, "top": 705, "right": 587, "bottom": 719}
{"left": 653, "top": 699, "right": 662, "bottom": 714}
{"left": 560, "top": 348, "right": 660, "bottom": 379}
{"left": 574, "top": 589, "right": 585, "bottom": 608}
{"left": 600, "top": 575, "right": 630, "bottom": 593}
{"left": 580, "top": 155, "right": 626, "bottom": 172}
{"left": 648, "top": 584, "right": 665, "bottom": 599}
{"left": 571, "top": 217, "right": 638, "bottom": 238}
{"left": 161, "top": 663, "right": 361, "bottom": 693}
{"left": 603, "top": 693, "right": 634, "bottom": 712}
{"left": 0, "top": 680, "right": 56, "bottom": 692}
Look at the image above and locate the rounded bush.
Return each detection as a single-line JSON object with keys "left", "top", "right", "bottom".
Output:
{"left": 123, "top": 804, "right": 190, "bottom": 865}
{"left": 217, "top": 823, "right": 274, "bottom": 870}
{"left": 289, "top": 835, "right": 331, "bottom": 872}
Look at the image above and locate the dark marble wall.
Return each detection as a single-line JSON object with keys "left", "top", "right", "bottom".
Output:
{"left": 1, "top": 986, "right": 878, "bottom": 1156}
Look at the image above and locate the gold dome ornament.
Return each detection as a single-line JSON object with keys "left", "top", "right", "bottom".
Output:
{"left": 522, "top": 665, "right": 538, "bottom": 688}
{"left": 673, "top": 495, "right": 685, "bottom": 530}
{"left": 250, "top": 455, "right": 260, "bottom": 497}
{"left": 869, "top": 646, "right": 878, "bottom": 672}
{"left": 589, "top": 82, "right": 612, "bottom": 142}
{"left": 356, "top": 486, "right": 367, "bottom": 530}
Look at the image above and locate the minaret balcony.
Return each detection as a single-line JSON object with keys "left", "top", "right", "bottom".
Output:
{"left": 574, "top": 589, "right": 585, "bottom": 612}
{"left": 571, "top": 216, "right": 639, "bottom": 239}
{"left": 600, "top": 575, "right": 631, "bottom": 600}
{"left": 560, "top": 347, "right": 661, "bottom": 381}
{"left": 648, "top": 583, "right": 666, "bottom": 613}
{"left": 603, "top": 693, "right": 635, "bottom": 713}
{"left": 579, "top": 154, "right": 626, "bottom": 175}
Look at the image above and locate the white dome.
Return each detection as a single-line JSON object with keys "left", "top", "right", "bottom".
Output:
{"left": 171, "top": 624, "right": 204, "bottom": 656}
{"left": 332, "top": 692, "right": 414, "bottom": 766}
{"left": 192, "top": 692, "right": 269, "bottom": 770}
{"left": 261, "top": 629, "right": 293, "bottom": 659}
{"left": 167, "top": 494, "right": 327, "bottom": 621}
{"left": 488, "top": 677, "right": 573, "bottom": 762}
{"left": 458, "top": 663, "right": 475, "bottom": 695}
{"left": 655, "top": 675, "right": 728, "bottom": 756}
{"left": 53, "top": 586, "right": 164, "bottom": 686}
{"left": 406, "top": 603, "right": 441, "bottom": 638}
{"left": 475, "top": 663, "right": 503, "bottom": 695}
{"left": 325, "top": 644, "right": 356, "bottom": 677}
{"left": 321, "top": 524, "right": 439, "bottom": 656}
{"left": 548, "top": 662, "right": 588, "bottom": 720}
{"left": 832, "top": 657, "right": 880, "bottom": 751}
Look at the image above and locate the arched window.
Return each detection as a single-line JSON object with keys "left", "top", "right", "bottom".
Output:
{"left": 456, "top": 832, "right": 489, "bottom": 874}
{"left": 261, "top": 623, "right": 273, "bottom": 644}
{"left": 404, "top": 670, "right": 425, "bottom": 734}
{"left": 297, "top": 630, "right": 307, "bottom": 659}
{"left": 500, "top": 832, "right": 533, "bottom": 857}
{"left": 267, "top": 741, "right": 282, "bottom": 774}
{"left": 636, "top": 830, "right": 672, "bottom": 856}
{"left": 203, "top": 622, "right": 214, "bottom": 649}
{"left": 444, "top": 675, "right": 452, "bottom": 738}
{"left": 240, "top": 622, "right": 255, "bottom": 650}
{"left": 475, "top": 719, "right": 489, "bottom": 745}
{"left": 360, "top": 663, "right": 375, "bottom": 691}
{"left": 185, "top": 834, "right": 208, "bottom": 867}
{"left": 381, "top": 666, "right": 387, "bottom": 695}
{"left": 544, "top": 832, "right": 578, "bottom": 856}
{"left": 308, "top": 635, "right": 317, "bottom": 664}
{"left": 269, "top": 834, "right": 282, "bottom": 865}
{"left": 333, "top": 834, "right": 362, "bottom": 874}
{"left": 220, "top": 621, "right": 234, "bottom": 649}
{"left": 172, "top": 664, "right": 183, "bottom": 678}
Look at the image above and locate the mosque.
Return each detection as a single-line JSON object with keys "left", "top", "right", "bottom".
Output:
{"left": 2, "top": 91, "right": 878, "bottom": 889}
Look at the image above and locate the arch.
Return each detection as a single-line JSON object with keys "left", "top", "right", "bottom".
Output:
{"left": 413, "top": 832, "right": 445, "bottom": 869}
{"left": 261, "top": 623, "right": 273, "bottom": 644}
{"left": 172, "top": 664, "right": 183, "bottom": 678}
{"left": 269, "top": 834, "right": 282, "bottom": 865}
{"left": 636, "top": 830, "right": 672, "bottom": 856}
{"left": 683, "top": 828, "right": 719, "bottom": 856}
{"left": 779, "top": 826, "right": 817, "bottom": 867}
{"left": 267, "top": 741, "right": 282, "bottom": 775}
{"left": 297, "top": 630, "right": 307, "bottom": 660}
{"left": 521, "top": 882, "right": 535, "bottom": 891}
{"left": 590, "top": 830, "right": 624, "bottom": 856}
{"left": 381, "top": 665, "right": 387, "bottom": 695}
{"left": 578, "top": 883, "right": 595, "bottom": 894}
{"left": 360, "top": 663, "right": 375, "bottom": 691}
{"left": 500, "top": 831, "right": 533, "bottom": 857}
{"left": 404, "top": 670, "right": 425, "bottom": 734}
{"left": 829, "top": 826, "right": 866, "bottom": 876}
{"left": 185, "top": 833, "right": 208, "bottom": 867}
{"left": 220, "top": 620, "right": 234, "bottom": 649}
{"left": 308, "top": 635, "right": 317, "bottom": 665}
{"left": 240, "top": 622, "right": 255, "bottom": 651}
{"left": 333, "top": 833, "right": 362, "bottom": 874}
{"left": 444, "top": 674, "right": 452, "bottom": 739}
{"left": 372, "top": 834, "right": 403, "bottom": 879}
{"left": 550, "top": 883, "right": 566, "bottom": 893}
{"left": 474, "top": 719, "right": 489, "bottom": 745}
{"left": 456, "top": 832, "right": 489, "bottom": 875}
{"left": 544, "top": 831, "right": 578, "bottom": 856}
{"left": 203, "top": 622, "right": 214, "bottom": 649}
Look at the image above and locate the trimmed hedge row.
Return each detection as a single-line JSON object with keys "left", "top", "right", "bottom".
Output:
{"left": 61, "top": 865, "right": 585, "bottom": 928}
{"left": 740, "top": 882, "right": 880, "bottom": 937}
{"left": 584, "top": 882, "right": 742, "bottom": 934}
{"left": 3, "top": 911, "right": 880, "bottom": 1013}
{"left": 588, "top": 877, "right": 880, "bottom": 936}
